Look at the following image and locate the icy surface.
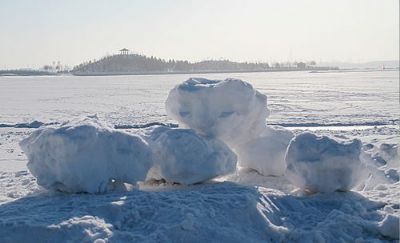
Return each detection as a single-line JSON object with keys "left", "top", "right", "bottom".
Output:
{"left": 286, "top": 132, "right": 365, "bottom": 193}
{"left": 20, "top": 120, "right": 153, "bottom": 193}
{"left": 0, "top": 71, "right": 398, "bottom": 126}
{"left": 235, "top": 126, "right": 294, "bottom": 176}
{"left": 148, "top": 127, "right": 237, "bottom": 185}
{"left": 166, "top": 78, "right": 269, "bottom": 146}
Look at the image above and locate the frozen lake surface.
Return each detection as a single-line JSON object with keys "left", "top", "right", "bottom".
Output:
{"left": 1, "top": 70, "right": 398, "bottom": 172}
{"left": 0, "top": 70, "right": 399, "bottom": 242}
{"left": 0, "top": 70, "right": 398, "bottom": 126}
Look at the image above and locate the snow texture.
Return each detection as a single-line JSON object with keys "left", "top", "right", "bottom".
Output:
{"left": 147, "top": 126, "right": 237, "bottom": 185}
{"left": 286, "top": 132, "right": 365, "bottom": 193}
{"left": 165, "top": 78, "right": 269, "bottom": 147}
{"left": 2, "top": 72, "right": 399, "bottom": 242}
{"left": 378, "top": 214, "right": 400, "bottom": 239}
{"left": 0, "top": 181, "right": 397, "bottom": 242}
{"left": 235, "top": 126, "right": 294, "bottom": 176}
{"left": 19, "top": 120, "right": 153, "bottom": 193}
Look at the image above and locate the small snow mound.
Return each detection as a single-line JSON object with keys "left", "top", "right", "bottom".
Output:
{"left": 20, "top": 121, "right": 153, "bottom": 193}
{"left": 378, "top": 214, "right": 399, "bottom": 239}
{"left": 235, "top": 126, "right": 294, "bottom": 176}
{"left": 149, "top": 127, "right": 237, "bottom": 184}
{"left": 285, "top": 132, "right": 365, "bottom": 193}
{"left": 165, "top": 78, "right": 269, "bottom": 146}
{"left": 378, "top": 143, "right": 399, "bottom": 168}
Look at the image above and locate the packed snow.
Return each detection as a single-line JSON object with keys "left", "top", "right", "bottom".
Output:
{"left": 285, "top": 132, "right": 365, "bottom": 193}
{"left": 20, "top": 120, "right": 238, "bottom": 191}
{"left": 148, "top": 127, "right": 237, "bottom": 185}
{"left": 235, "top": 125, "right": 294, "bottom": 176}
{"left": 0, "top": 71, "right": 399, "bottom": 242}
{"left": 166, "top": 77, "right": 293, "bottom": 176}
{"left": 166, "top": 78, "right": 269, "bottom": 146}
{"left": 19, "top": 119, "right": 153, "bottom": 193}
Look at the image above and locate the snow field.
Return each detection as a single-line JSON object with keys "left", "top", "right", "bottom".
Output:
{"left": 2, "top": 74, "right": 399, "bottom": 242}
{"left": 0, "top": 181, "right": 397, "bottom": 242}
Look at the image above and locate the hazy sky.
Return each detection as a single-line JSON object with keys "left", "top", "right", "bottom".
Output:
{"left": 0, "top": 0, "right": 398, "bottom": 69}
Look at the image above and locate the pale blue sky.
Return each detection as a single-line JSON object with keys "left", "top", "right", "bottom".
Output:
{"left": 0, "top": 0, "right": 398, "bottom": 68}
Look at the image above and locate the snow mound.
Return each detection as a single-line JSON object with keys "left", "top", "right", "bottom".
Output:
{"left": 166, "top": 77, "right": 291, "bottom": 176}
{"left": 19, "top": 121, "right": 153, "bottom": 193}
{"left": 165, "top": 78, "right": 269, "bottom": 146}
{"left": 148, "top": 127, "right": 237, "bottom": 184}
{"left": 374, "top": 143, "right": 399, "bottom": 168}
{"left": 285, "top": 132, "right": 365, "bottom": 193}
{"left": 19, "top": 119, "right": 237, "bottom": 192}
{"left": 235, "top": 126, "right": 294, "bottom": 176}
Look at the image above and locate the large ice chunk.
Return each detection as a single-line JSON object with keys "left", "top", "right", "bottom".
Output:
{"left": 166, "top": 78, "right": 269, "bottom": 146}
{"left": 235, "top": 126, "right": 294, "bottom": 176}
{"left": 20, "top": 121, "right": 153, "bottom": 193}
{"left": 285, "top": 132, "right": 364, "bottom": 193}
{"left": 149, "top": 127, "right": 237, "bottom": 185}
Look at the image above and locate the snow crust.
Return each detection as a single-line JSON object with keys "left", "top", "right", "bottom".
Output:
{"left": 148, "top": 127, "right": 237, "bottom": 185}
{"left": 20, "top": 120, "right": 153, "bottom": 193}
{"left": 286, "top": 132, "right": 365, "bottom": 193}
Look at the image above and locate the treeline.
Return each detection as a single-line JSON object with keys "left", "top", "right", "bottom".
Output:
{"left": 0, "top": 69, "right": 54, "bottom": 76}
{"left": 72, "top": 54, "right": 321, "bottom": 74}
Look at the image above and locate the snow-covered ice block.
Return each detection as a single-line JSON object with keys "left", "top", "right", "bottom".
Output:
{"left": 285, "top": 132, "right": 364, "bottom": 193}
{"left": 149, "top": 127, "right": 237, "bottom": 185}
{"left": 235, "top": 126, "right": 294, "bottom": 176}
{"left": 166, "top": 78, "right": 269, "bottom": 146}
{"left": 20, "top": 121, "right": 153, "bottom": 193}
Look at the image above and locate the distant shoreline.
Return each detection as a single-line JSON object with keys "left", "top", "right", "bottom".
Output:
{"left": 2, "top": 67, "right": 398, "bottom": 77}
{"left": 71, "top": 67, "right": 338, "bottom": 76}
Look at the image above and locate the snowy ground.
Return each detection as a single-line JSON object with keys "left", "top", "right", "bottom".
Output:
{"left": 0, "top": 71, "right": 399, "bottom": 242}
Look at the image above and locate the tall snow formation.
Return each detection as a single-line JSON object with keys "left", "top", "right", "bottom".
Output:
{"left": 166, "top": 78, "right": 293, "bottom": 176}
{"left": 148, "top": 127, "right": 237, "bottom": 185}
{"left": 20, "top": 121, "right": 153, "bottom": 193}
{"left": 166, "top": 78, "right": 269, "bottom": 146}
{"left": 285, "top": 132, "right": 365, "bottom": 193}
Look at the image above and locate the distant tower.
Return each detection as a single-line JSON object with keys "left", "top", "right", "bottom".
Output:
{"left": 119, "top": 48, "right": 129, "bottom": 55}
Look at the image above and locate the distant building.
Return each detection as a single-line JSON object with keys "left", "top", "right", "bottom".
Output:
{"left": 119, "top": 48, "right": 129, "bottom": 55}
{"left": 296, "top": 62, "right": 306, "bottom": 69}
